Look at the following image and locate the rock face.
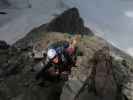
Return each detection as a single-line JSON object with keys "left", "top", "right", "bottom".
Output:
{"left": 0, "top": 8, "right": 133, "bottom": 100}
{"left": 46, "top": 8, "right": 93, "bottom": 35}
{"left": 78, "top": 47, "right": 130, "bottom": 100}
{"left": 61, "top": 46, "right": 133, "bottom": 100}
{"left": 14, "top": 8, "right": 93, "bottom": 49}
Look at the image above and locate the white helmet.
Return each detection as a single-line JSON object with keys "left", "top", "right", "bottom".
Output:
{"left": 47, "top": 49, "right": 57, "bottom": 59}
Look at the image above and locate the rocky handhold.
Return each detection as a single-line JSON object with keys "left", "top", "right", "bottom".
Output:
{"left": 46, "top": 8, "right": 93, "bottom": 35}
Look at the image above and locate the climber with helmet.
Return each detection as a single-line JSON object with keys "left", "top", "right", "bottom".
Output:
{"left": 36, "top": 35, "right": 80, "bottom": 81}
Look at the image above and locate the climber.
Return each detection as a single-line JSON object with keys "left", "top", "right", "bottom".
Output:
{"left": 36, "top": 35, "right": 80, "bottom": 81}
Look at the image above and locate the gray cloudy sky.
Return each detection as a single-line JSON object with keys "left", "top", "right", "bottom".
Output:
{"left": 63, "top": 0, "right": 133, "bottom": 56}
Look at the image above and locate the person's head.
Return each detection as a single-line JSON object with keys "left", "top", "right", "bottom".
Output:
{"left": 47, "top": 49, "right": 59, "bottom": 64}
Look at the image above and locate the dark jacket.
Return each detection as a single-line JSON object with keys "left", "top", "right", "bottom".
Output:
{"left": 36, "top": 46, "right": 76, "bottom": 81}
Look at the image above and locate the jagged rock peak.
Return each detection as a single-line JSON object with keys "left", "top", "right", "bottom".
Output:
{"left": 46, "top": 8, "right": 93, "bottom": 35}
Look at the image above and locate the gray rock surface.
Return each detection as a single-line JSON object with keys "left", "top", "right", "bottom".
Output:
{"left": 0, "top": 8, "right": 132, "bottom": 100}
{"left": 61, "top": 47, "right": 133, "bottom": 100}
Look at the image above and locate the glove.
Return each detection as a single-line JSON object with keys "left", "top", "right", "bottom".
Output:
{"left": 60, "top": 71, "right": 69, "bottom": 81}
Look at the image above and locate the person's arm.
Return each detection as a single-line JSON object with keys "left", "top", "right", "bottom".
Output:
{"left": 35, "top": 61, "right": 51, "bottom": 80}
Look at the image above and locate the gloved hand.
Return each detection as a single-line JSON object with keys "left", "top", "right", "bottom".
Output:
{"left": 48, "top": 67, "right": 59, "bottom": 76}
{"left": 60, "top": 71, "right": 69, "bottom": 81}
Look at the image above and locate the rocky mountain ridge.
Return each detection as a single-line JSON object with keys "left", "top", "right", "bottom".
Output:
{"left": 0, "top": 8, "right": 132, "bottom": 100}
